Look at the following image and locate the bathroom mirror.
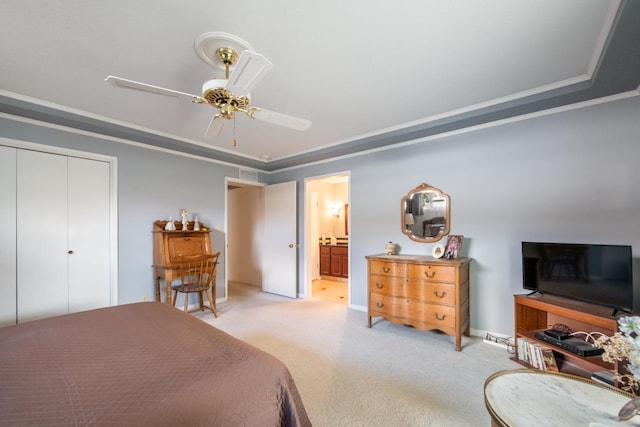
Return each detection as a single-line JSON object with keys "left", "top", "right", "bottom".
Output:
{"left": 401, "top": 183, "right": 450, "bottom": 242}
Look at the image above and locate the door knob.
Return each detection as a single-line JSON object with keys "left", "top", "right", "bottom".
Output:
{"left": 68, "top": 250, "right": 74, "bottom": 254}
{"left": 288, "top": 243, "right": 298, "bottom": 248}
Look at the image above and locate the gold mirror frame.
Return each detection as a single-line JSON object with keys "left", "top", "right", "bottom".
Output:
{"left": 401, "top": 183, "right": 451, "bottom": 243}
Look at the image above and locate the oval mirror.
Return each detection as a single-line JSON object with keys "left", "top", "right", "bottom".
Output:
{"left": 401, "top": 183, "right": 450, "bottom": 242}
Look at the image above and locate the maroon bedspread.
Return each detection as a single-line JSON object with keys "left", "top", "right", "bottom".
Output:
{"left": 0, "top": 302, "right": 311, "bottom": 426}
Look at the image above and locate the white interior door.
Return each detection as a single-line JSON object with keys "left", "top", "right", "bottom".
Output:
{"left": 263, "top": 181, "right": 297, "bottom": 298}
{"left": 68, "top": 157, "right": 111, "bottom": 312}
{"left": 0, "top": 146, "right": 17, "bottom": 326}
{"left": 310, "top": 192, "right": 320, "bottom": 281}
{"left": 17, "top": 150, "right": 69, "bottom": 322}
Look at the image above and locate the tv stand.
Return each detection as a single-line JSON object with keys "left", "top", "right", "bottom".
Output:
{"left": 611, "top": 307, "right": 633, "bottom": 317}
{"left": 513, "top": 293, "right": 623, "bottom": 380}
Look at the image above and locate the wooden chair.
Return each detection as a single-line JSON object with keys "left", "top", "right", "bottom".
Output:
{"left": 171, "top": 253, "right": 220, "bottom": 316}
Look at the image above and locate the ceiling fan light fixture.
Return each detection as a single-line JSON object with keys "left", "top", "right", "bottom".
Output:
{"left": 201, "top": 78, "right": 250, "bottom": 110}
{"left": 202, "top": 78, "right": 227, "bottom": 96}
{"left": 107, "top": 32, "right": 311, "bottom": 142}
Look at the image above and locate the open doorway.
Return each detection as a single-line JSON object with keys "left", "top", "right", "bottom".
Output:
{"left": 304, "top": 172, "right": 350, "bottom": 305}
{"left": 225, "top": 178, "right": 299, "bottom": 301}
{"left": 225, "top": 179, "right": 265, "bottom": 300}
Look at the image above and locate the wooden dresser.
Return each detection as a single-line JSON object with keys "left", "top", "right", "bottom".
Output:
{"left": 152, "top": 220, "right": 212, "bottom": 303}
{"left": 365, "top": 254, "right": 471, "bottom": 351}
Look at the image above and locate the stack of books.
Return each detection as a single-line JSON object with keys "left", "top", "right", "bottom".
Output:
{"left": 516, "top": 337, "right": 559, "bottom": 371}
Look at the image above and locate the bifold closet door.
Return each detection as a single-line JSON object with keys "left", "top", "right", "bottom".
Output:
{"left": 17, "top": 150, "right": 69, "bottom": 322}
{"left": 67, "top": 157, "right": 110, "bottom": 313}
{"left": 0, "top": 146, "right": 17, "bottom": 326}
{"left": 16, "top": 150, "right": 111, "bottom": 322}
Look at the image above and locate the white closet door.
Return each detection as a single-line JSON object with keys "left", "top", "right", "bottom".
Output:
{"left": 0, "top": 146, "right": 17, "bottom": 326}
{"left": 17, "top": 150, "right": 69, "bottom": 322}
{"left": 68, "top": 157, "right": 111, "bottom": 312}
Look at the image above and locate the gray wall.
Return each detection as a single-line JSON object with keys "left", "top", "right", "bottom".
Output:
{"left": 0, "top": 118, "right": 237, "bottom": 303}
{"left": 269, "top": 94, "right": 640, "bottom": 335}
{"left": 2, "top": 92, "right": 638, "bottom": 336}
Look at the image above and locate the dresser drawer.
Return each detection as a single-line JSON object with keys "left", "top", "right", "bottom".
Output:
{"left": 368, "top": 275, "right": 405, "bottom": 296}
{"left": 369, "top": 260, "right": 407, "bottom": 277}
{"left": 369, "top": 294, "right": 456, "bottom": 328}
{"left": 407, "top": 263, "right": 455, "bottom": 282}
{"left": 167, "top": 234, "right": 208, "bottom": 262}
{"left": 405, "top": 280, "right": 455, "bottom": 305}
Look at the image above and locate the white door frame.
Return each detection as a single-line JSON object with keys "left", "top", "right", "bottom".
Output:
{"left": 303, "top": 171, "right": 350, "bottom": 302}
{"left": 224, "top": 177, "right": 265, "bottom": 302}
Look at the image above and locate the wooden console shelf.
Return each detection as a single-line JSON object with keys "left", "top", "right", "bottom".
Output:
{"left": 513, "top": 294, "right": 622, "bottom": 379}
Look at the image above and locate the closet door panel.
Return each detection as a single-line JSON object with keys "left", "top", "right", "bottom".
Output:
{"left": 0, "top": 146, "right": 17, "bottom": 326}
{"left": 17, "top": 150, "right": 68, "bottom": 322}
{"left": 68, "top": 157, "right": 111, "bottom": 312}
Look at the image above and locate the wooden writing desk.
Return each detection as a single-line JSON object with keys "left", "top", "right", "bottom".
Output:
{"left": 152, "top": 221, "right": 212, "bottom": 303}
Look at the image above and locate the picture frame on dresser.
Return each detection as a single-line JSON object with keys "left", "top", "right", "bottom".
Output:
{"left": 444, "top": 235, "right": 464, "bottom": 259}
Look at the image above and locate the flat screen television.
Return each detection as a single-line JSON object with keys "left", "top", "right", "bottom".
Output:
{"left": 522, "top": 242, "right": 636, "bottom": 315}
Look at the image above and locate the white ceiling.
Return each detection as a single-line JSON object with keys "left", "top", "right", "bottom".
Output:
{"left": 1, "top": 1, "right": 638, "bottom": 171}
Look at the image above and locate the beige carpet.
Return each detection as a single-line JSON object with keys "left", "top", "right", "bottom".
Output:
{"left": 194, "top": 282, "right": 519, "bottom": 426}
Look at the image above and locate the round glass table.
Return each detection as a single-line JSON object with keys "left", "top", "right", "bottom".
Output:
{"left": 484, "top": 369, "right": 638, "bottom": 426}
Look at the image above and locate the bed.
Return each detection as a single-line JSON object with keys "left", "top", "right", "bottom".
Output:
{"left": 0, "top": 302, "right": 311, "bottom": 426}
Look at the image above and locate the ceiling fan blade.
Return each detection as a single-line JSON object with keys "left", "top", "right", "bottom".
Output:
{"left": 225, "top": 51, "right": 273, "bottom": 97}
{"left": 105, "top": 76, "right": 199, "bottom": 100}
{"left": 204, "top": 115, "right": 225, "bottom": 137}
{"left": 250, "top": 108, "right": 311, "bottom": 131}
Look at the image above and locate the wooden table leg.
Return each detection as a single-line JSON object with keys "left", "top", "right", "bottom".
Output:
{"left": 166, "top": 279, "right": 172, "bottom": 305}
{"left": 155, "top": 276, "right": 161, "bottom": 302}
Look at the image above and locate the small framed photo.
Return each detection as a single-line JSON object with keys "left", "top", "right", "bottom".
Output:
{"left": 444, "top": 235, "right": 464, "bottom": 260}
{"left": 432, "top": 244, "right": 445, "bottom": 259}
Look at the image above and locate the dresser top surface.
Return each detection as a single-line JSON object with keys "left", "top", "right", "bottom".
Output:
{"left": 365, "top": 254, "right": 471, "bottom": 266}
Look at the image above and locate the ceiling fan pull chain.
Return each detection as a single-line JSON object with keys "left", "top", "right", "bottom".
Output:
{"left": 232, "top": 116, "right": 237, "bottom": 147}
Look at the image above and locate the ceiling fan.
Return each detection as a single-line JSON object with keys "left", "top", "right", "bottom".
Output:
{"left": 105, "top": 32, "right": 311, "bottom": 144}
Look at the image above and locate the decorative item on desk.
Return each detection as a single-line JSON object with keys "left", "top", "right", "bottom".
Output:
{"left": 180, "top": 209, "right": 189, "bottom": 231}
{"left": 193, "top": 216, "right": 200, "bottom": 231}
{"left": 594, "top": 316, "right": 640, "bottom": 419}
{"left": 384, "top": 241, "right": 397, "bottom": 255}
{"left": 444, "top": 235, "right": 464, "bottom": 260}
{"left": 432, "top": 244, "right": 445, "bottom": 259}
{"left": 164, "top": 217, "right": 176, "bottom": 231}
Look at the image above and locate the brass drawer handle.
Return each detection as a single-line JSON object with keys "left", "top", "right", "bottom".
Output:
{"left": 424, "top": 271, "right": 436, "bottom": 279}
{"left": 382, "top": 267, "right": 391, "bottom": 273}
{"left": 376, "top": 283, "right": 384, "bottom": 289}
{"left": 435, "top": 313, "right": 446, "bottom": 321}
{"left": 376, "top": 302, "right": 385, "bottom": 308}
{"left": 434, "top": 290, "right": 446, "bottom": 298}
{"left": 184, "top": 237, "right": 191, "bottom": 241}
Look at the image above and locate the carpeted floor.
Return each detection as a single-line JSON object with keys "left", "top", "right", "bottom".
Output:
{"left": 194, "top": 282, "right": 520, "bottom": 426}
